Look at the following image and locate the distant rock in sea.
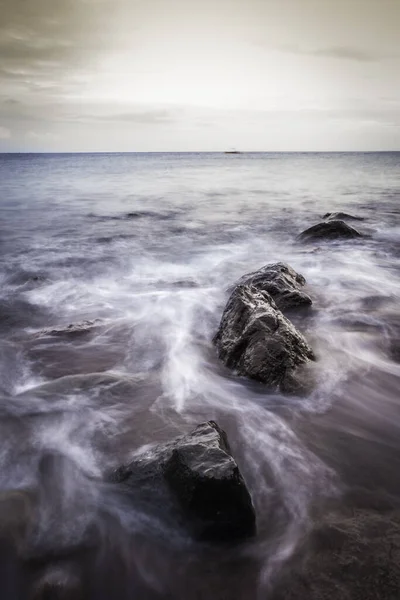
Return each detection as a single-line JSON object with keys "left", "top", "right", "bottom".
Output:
{"left": 323, "top": 211, "right": 365, "bottom": 221}
{"left": 298, "top": 220, "right": 363, "bottom": 242}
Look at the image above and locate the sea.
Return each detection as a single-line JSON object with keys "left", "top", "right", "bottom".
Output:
{"left": 0, "top": 152, "right": 399, "bottom": 599}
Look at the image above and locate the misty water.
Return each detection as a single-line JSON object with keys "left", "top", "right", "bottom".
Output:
{"left": 0, "top": 152, "right": 399, "bottom": 599}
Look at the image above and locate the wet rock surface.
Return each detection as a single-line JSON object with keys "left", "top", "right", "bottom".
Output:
{"left": 213, "top": 285, "right": 315, "bottom": 392}
{"left": 113, "top": 421, "right": 256, "bottom": 542}
{"left": 298, "top": 220, "right": 363, "bottom": 242}
{"left": 234, "top": 262, "right": 312, "bottom": 311}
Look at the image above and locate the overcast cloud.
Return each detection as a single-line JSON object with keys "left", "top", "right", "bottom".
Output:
{"left": 0, "top": 0, "right": 399, "bottom": 151}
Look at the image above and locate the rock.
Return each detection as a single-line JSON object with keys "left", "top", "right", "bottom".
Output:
{"left": 31, "top": 565, "right": 83, "bottom": 600}
{"left": 323, "top": 211, "right": 364, "bottom": 221}
{"left": 213, "top": 285, "right": 315, "bottom": 392}
{"left": 234, "top": 262, "right": 312, "bottom": 311}
{"left": 125, "top": 211, "right": 175, "bottom": 221}
{"left": 113, "top": 421, "right": 256, "bottom": 542}
{"left": 125, "top": 211, "right": 153, "bottom": 219}
{"left": 34, "top": 320, "right": 100, "bottom": 340}
{"left": 298, "top": 220, "right": 362, "bottom": 242}
{"left": 172, "top": 279, "right": 198, "bottom": 288}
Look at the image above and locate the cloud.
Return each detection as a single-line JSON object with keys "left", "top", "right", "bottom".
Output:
{"left": 26, "top": 130, "right": 58, "bottom": 141}
{"left": 307, "top": 107, "right": 400, "bottom": 128}
{"left": 309, "top": 46, "right": 378, "bottom": 62}
{"left": 0, "top": 0, "right": 399, "bottom": 151}
{"left": 0, "top": 125, "right": 11, "bottom": 139}
{"left": 77, "top": 108, "right": 178, "bottom": 125}
{"left": 0, "top": 96, "right": 179, "bottom": 126}
{"left": 1, "top": 97, "right": 19, "bottom": 105}
{"left": 280, "top": 44, "right": 397, "bottom": 63}
{"left": 0, "top": 0, "right": 128, "bottom": 103}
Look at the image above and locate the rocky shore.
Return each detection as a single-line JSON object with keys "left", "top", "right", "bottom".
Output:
{"left": 1, "top": 207, "right": 400, "bottom": 600}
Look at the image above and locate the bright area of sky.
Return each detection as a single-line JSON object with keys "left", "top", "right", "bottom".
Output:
{"left": 0, "top": 0, "right": 399, "bottom": 151}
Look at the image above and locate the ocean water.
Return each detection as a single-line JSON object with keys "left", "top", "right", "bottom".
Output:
{"left": 0, "top": 152, "right": 399, "bottom": 599}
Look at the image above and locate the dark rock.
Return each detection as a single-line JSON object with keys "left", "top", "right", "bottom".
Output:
{"left": 298, "top": 220, "right": 362, "bottom": 242}
{"left": 234, "top": 262, "right": 312, "bottom": 311}
{"left": 323, "top": 212, "right": 365, "bottom": 222}
{"left": 113, "top": 421, "right": 256, "bottom": 542}
{"left": 125, "top": 211, "right": 153, "bottom": 219}
{"left": 213, "top": 285, "right": 315, "bottom": 392}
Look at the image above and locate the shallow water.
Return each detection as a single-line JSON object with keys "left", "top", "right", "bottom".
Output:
{"left": 0, "top": 152, "right": 399, "bottom": 599}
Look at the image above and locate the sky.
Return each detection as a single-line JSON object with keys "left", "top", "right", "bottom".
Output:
{"left": 0, "top": 0, "right": 399, "bottom": 152}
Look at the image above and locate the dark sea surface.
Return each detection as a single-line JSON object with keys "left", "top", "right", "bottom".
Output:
{"left": 0, "top": 152, "right": 399, "bottom": 599}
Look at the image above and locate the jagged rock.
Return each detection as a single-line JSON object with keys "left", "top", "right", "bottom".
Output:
{"left": 298, "top": 220, "right": 362, "bottom": 242}
{"left": 113, "top": 421, "right": 256, "bottom": 542}
{"left": 234, "top": 262, "right": 312, "bottom": 311}
{"left": 323, "top": 212, "right": 364, "bottom": 221}
{"left": 213, "top": 285, "right": 315, "bottom": 392}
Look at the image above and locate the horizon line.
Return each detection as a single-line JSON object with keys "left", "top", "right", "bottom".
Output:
{"left": 1, "top": 150, "right": 399, "bottom": 155}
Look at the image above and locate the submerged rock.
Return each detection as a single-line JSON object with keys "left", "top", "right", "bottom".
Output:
{"left": 34, "top": 320, "right": 100, "bottom": 339}
{"left": 298, "top": 220, "right": 362, "bottom": 242}
{"left": 113, "top": 421, "right": 256, "bottom": 542}
{"left": 31, "top": 565, "right": 83, "bottom": 600}
{"left": 0, "top": 489, "right": 36, "bottom": 557}
{"left": 323, "top": 211, "right": 364, "bottom": 221}
{"left": 234, "top": 262, "right": 312, "bottom": 311}
{"left": 125, "top": 211, "right": 155, "bottom": 219}
{"left": 213, "top": 285, "right": 315, "bottom": 392}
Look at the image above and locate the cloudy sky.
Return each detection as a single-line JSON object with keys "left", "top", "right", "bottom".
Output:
{"left": 0, "top": 0, "right": 399, "bottom": 151}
